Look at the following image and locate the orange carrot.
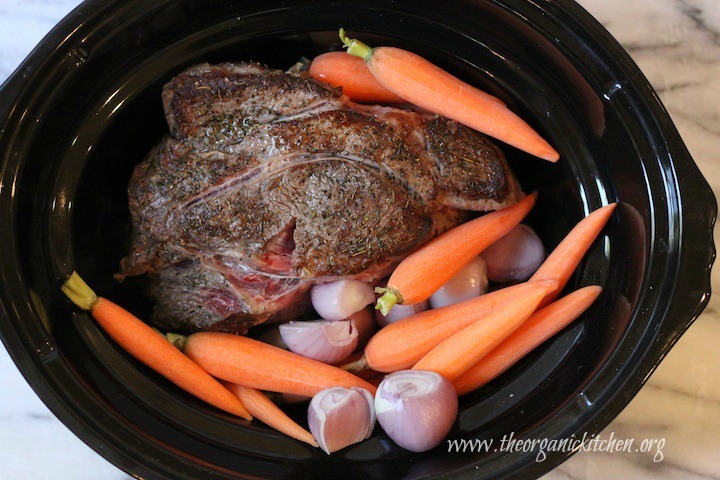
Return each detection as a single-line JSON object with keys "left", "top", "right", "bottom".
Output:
{"left": 412, "top": 281, "right": 554, "bottom": 382}
{"left": 530, "top": 203, "right": 616, "bottom": 307}
{"left": 453, "top": 285, "right": 602, "bottom": 395}
{"left": 60, "top": 272, "right": 252, "bottom": 420}
{"left": 309, "top": 51, "right": 506, "bottom": 108}
{"left": 308, "top": 52, "right": 405, "bottom": 103}
{"left": 183, "top": 332, "right": 376, "bottom": 397}
{"left": 340, "top": 29, "right": 559, "bottom": 162}
{"left": 365, "top": 279, "right": 555, "bottom": 373}
{"left": 376, "top": 192, "right": 537, "bottom": 314}
{"left": 224, "top": 383, "right": 318, "bottom": 447}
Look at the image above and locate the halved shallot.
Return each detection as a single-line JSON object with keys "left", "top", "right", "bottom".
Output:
{"left": 279, "top": 319, "right": 358, "bottom": 364}
{"left": 374, "top": 370, "right": 457, "bottom": 452}
{"left": 308, "top": 386, "right": 376, "bottom": 454}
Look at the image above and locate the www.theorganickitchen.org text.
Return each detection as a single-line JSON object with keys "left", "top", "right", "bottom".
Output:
{"left": 447, "top": 432, "right": 665, "bottom": 462}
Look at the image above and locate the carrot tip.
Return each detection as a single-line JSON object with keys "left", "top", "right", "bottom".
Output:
{"left": 61, "top": 271, "right": 98, "bottom": 311}
{"left": 542, "top": 148, "right": 560, "bottom": 162}
{"left": 375, "top": 287, "right": 399, "bottom": 315}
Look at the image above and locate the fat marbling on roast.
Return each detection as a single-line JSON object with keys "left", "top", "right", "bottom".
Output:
{"left": 118, "top": 62, "right": 522, "bottom": 334}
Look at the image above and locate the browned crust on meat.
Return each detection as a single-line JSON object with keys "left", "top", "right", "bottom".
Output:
{"left": 120, "top": 62, "right": 522, "bottom": 333}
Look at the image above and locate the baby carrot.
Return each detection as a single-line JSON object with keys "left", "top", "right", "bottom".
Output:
{"left": 60, "top": 272, "right": 252, "bottom": 420}
{"left": 376, "top": 192, "right": 537, "bottom": 314}
{"left": 340, "top": 29, "right": 559, "bottom": 162}
{"left": 365, "top": 280, "right": 555, "bottom": 373}
{"left": 308, "top": 51, "right": 405, "bottom": 103}
{"left": 309, "top": 51, "right": 507, "bottom": 108}
{"left": 530, "top": 203, "right": 616, "bottom": 307}
{"left": 412, "top": 281, "right": 554, "bottom": 382}
{"left": 223, "top": 383, "right": 318, "bottom": 447}
{"left": 453, "top": 285, "right": 602, "bottom": 395}
{"left": 183, "top": 332, "right": 376, "bottom": 397}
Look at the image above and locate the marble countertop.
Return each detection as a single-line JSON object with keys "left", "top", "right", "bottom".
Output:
{"left": 1, "top": 0, "right": 718, "bottom": 479}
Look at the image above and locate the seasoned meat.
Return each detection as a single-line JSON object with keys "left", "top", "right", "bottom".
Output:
{"left": 119, "top": 62, "right": 521, "bottom": 333}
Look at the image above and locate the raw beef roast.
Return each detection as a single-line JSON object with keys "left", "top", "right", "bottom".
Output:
{"left": 118, "top": 62, "right": 521, "bottom": 333}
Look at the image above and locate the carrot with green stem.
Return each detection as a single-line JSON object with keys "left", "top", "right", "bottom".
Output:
{"left": 412, "top": 280, "right": 556, "bottom": 382}
{"left": 376, "top": 192, "right": 537, "bottom": 315}
{"left": 223, "top": 383, "right": 318, "bottom": 447}
{"left": 309, "top": 52, "right": 405, "bottom": 103}
{"left": 530, "top": 203, "right": 616, "bottom": 307}
{"left": 309, "top": 51, "right": 507, "bottom": 107}
{"left": 453, "top": 285, "right": 602, "bottom": 395}
{"left": 365, "top": 279, "right": 555, "bottom": 373}
{"left": 182, "top": 332, "right": 376, "bottom": 397}
{"left": 60, "top": 272, "right": 252, "bottom": 420}
{"left": 339, "top": 29, "right": 559, "bottom": 162}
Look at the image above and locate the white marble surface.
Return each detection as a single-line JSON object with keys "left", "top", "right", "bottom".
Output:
{"left": 0, "top": 0, "right": 718, "bottom": 479}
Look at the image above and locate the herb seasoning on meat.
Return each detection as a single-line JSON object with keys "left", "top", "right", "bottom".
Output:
{"left": 118, "top": 62, "right": 521, "bottom": 334}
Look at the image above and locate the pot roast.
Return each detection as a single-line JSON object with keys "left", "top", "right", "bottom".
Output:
{"left": 118, "top": 62, "right": 522, "bottom": 334}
